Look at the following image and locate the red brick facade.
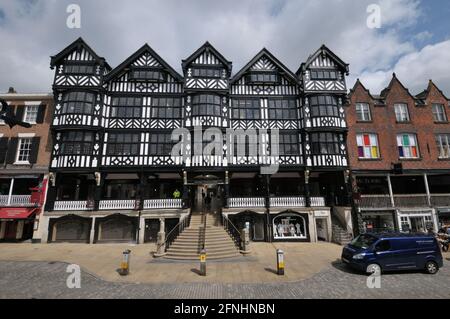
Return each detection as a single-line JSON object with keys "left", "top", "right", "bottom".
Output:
{"left": 346, "top": 74, "right": 450, "bottom": 172}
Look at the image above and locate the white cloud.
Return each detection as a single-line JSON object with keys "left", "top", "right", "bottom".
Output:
{"left": 0, "top": 0, "right": 448, "bottom": 97}
{"left": 358, "top": 40, "right": 450, "bottom": 94}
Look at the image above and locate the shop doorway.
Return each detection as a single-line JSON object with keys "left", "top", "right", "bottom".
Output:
{"left": 144, "top": 219, "right": 160, "bottom": 243}
{"left": 230, "top": 212, "right": 265, "bottom": 241}
{"left": 4, "top": 222, "right": 17, "bottom": 240}
{"left": 315, "top": 218, "right": 328, "bottom": 241}
{"left": 410, "top": 217, "right": 426, "bottom": 233}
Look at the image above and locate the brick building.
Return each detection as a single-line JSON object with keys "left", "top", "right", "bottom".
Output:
{"left": 346, "top": 74, "right": 450, "bottom": 233}
{"left": 0, "top": 88, "right": 53, "bottom": 241}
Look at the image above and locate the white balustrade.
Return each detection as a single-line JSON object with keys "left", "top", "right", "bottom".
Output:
{"left": 144, "top": 199, "right": 183, "bottom": 209}
{"left": 310, "top": 197, "right": 326, "bottom": 207}
{"left": 270, "top": 197, "right": 306, "bottom": 207}
{"left": 228, "top": 197, "right": 265, "bottom": 208}
{"left": 54, "top": 201, "right": 90, "bottom": 211}
{"left": 99, "top": 200, "right": 135, "bottom": 210}
{"left": 0, "top": 195, "right": 33, "bottom": 206}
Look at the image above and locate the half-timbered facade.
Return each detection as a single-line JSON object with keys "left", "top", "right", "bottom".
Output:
{"left": 40, "top": 38, "right": 353, "bottom": 245}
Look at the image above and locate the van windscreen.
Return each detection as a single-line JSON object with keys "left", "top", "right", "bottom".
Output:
{"left": 350, "top": 234, "right": 378, "bottom": 249}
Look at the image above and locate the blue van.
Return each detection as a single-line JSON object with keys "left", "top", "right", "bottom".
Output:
{"left": 341, "top": 233, "right": 444, "bottom": 275}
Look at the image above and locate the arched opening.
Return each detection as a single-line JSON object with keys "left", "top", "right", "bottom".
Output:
{"left": 229, "top": 211, "right": 266, "bottom": 241}
{"left": 49, "top": 215, "right": 91, "bottom": 243}
{"left": 95, "top": 214, "right": 138, "bottom": 243}
{"left": 272, "top": 212, "right": 308, "bottom": 241}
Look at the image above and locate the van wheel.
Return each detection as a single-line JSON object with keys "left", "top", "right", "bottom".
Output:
{"left": 366, "top": 263, "right": 381, "bottom": 275}
{"left": 425, "top": 261, "right": 439, "bottom": 274}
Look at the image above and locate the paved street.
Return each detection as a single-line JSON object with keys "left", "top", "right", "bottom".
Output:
{"left": 1, "top": 257, "right": 449, "bottom": 299}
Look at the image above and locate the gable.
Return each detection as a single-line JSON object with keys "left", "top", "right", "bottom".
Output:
{"left": 249, "top": 56, "right": 277, "bottom": 71}
{"left": 50, "top": 37, "right": 108, "bottom": 68}
{"left": 132, "top": 52, "right": 162, "bottom": 68}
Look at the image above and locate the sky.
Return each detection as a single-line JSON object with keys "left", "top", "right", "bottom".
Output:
{"left": 0, "top": 0, "right": 450, "bottom": 96}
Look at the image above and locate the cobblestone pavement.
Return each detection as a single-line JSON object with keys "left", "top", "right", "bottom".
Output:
{"left": 1, "top": 259, "right": 449, "bottom": 299}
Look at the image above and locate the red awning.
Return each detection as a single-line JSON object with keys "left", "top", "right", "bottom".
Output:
{"left": 0, "top": 208, "right": 36, "bottom": 220}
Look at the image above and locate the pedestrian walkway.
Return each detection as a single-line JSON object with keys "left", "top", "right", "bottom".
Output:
{"left": 0, "top": 242, "right": 342, "bottom": 284}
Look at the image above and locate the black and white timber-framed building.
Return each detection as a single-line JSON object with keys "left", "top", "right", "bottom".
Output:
{"left": 40, "top": 38, "right": 354, "bottom": 244}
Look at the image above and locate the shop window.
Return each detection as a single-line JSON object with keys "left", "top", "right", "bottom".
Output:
{"left": 273, "top": 213, "right": 307, "bottom": 240}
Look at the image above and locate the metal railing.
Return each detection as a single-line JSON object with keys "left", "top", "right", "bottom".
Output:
{"left": 270, "top": 196, "right": 306, "bottom": 207}
{"left": 394, "top": 194, "right": 428, "bottom": 207}
{"left": 222, "top": 215, "right": 242, "bottom": 251}
{"left": 144, "top": 198, "right": 182, "bottom": 209}
{"left": 157, "top": 214, "right": 191, "bottom": 253}
{"left": 431, "top": 194, "right": 450, "bottom": 207}
{"left": 359, "top": 195, "right": 392, "bottom": 208}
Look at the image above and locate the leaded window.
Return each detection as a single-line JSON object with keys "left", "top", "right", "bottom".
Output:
{"left": 130, "top": 68, "right": 166, "bottom": 82}
{"left": 246, "top": 72, "right": 279, "bottom": 84}
{"left": 151, "top": 97, "right": 182, "bottom": 119}
{"left": 310, "top": 70, "right": 338, "bottom": 80}
{"left": 311, "top": 133, "right": 340, "bottom": 155}
{"left": 62, "top": 92, "right": 95, "bottom": 114}
{"left": 64, "top": 64, "right": 95, "bottom": 74}
{"left": 231, "top": 99, "right": 260, "bottom": 120}
{"left": 110, "top": 97, "right": 142, "bottom": 118}
{"left": 277, "top": 133, "right": 300, "bottom": 156}
{"left": 192, "top": 68, "right": 222, "bottom": 78}
{"left": 149, "top": 133, "right": 174, "bottom": 156}
{"left": 192, "top": 94, "right": 222, "bottom": 117}
{"left": 268, "top": 99, "right": 297, "bottom": 120}
{"left": 60, "top": 131, "right": 94, "bottom": 155}
{"left": 309, "top": 96, "right": 339, "bottom": 117}
{"left": 107, "top": 133, "right": 140, "bottom": 156}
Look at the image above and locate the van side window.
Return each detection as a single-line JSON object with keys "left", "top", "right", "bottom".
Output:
{"left": 375, "top": 240, "right": 391, "bottom": 252}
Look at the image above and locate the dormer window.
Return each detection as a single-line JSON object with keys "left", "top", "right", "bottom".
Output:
{"left": 64, "top": 64, "right": 95, "bottom": 75}
{"left": 245, "top": 72, "right": 280, "bottom": 84}
{"left": 192, "top": 67, "right": 222, "bottom": 78}
{"left": 310, "top": 70, "right": 338, "bottom": 80}
{"left": 129, "top": 67, "right": 166, "bottom": 82}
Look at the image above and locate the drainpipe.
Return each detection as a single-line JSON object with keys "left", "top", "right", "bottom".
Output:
{"left": 265, "top": 174, "right": 271, "bottom": 243}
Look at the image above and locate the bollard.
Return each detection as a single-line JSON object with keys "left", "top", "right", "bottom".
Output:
{"left": 200, "top": 249, "right": 206, "bottom": 276}
{"left": 119, "top": 249, "right": 131, "bottom": 276}
{"left": 276, "top": 249, "right": 284, "bottom": 276}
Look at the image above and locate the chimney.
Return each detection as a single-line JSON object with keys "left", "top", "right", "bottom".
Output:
{"left": 8, "top": 87, "right": 17, "bottom": 94}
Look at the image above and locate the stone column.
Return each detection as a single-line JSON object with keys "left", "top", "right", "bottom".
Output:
{"left": 36, "top": 215, "right": 50, "bottom": 244}
{"left": 93, "top": 172, "right": 104, "bottom": 211}
{"left": 304, "top": 170, "right": 311, "bottom": 207}
{"left": 7, "top": 178, "right": 14, "bottom": 206}
{"left": 89, "top": 217, "right": 96, "bottom": 244}
{"left": 241, "top": 227, "right": 251, "bottom": 254}
{"left": 387, "top": 174, "right": 395, "bottom": 207}
{"left": 154, "top": 218, "right": 166, "bottom": 257}
{"left": 0, "top": 221, "right": 6, "bottom": 239}
{"left": 224, "top": 171, "right": 230, "bottom": 208}
{"left": 16, "top": 220, "right": 24, "bottom": 240}
{"left": 423, "top": 173, "right": 431, "bottom": 207}
{"left": 139, "top": 216, "right": 145, "bottom": 244}
{"left": 182, "top": 171, "right": 189, "bottom": 209}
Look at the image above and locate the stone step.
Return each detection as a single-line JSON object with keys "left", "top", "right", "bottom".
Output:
{"left": 164, "top": 251, "right": 240, "bottom": 260}
{"left": 176, "top": 238, "right": 231, "bottom": 244}
{"left": 178, "top": 233, "right": 231, "bottom": 239}
{"left": 164, "top": 253, "right": 240, "bottom": 260}
{"left": 170, "top": 243, "right": 237, "bottom": 250}
{"left": 183, "top": 228, "right": 227, "bottom": 233}
{"left": 167, "top": 246, "right": 238, "bottom": 254}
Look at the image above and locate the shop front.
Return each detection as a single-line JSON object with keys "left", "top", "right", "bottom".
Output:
{"left": 48, "top": 214, "right": 92, "bottom": 243}
{"left": 271, "top": 212, "right": 309, "bottom": 242}
{"left": 229, "top": 211, "right": 266, "bottom": 242}
{"left": 397, "top": 210, "right": 438, "bottom": 233}
{"left": 0, "top": 208, "right": 37, "bottom": 242}
{"left": 361, "top": 210, "right": 396, "bottom": 233}
{"left": 438, "top": 209, "right": 450, "bottom": 229}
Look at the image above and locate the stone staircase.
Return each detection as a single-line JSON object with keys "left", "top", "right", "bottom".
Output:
{"left": 331, "top": 216, "right": 353, "bottom": 246}
{"left": 164, "top": 213, "right": 241, "bottom": 260}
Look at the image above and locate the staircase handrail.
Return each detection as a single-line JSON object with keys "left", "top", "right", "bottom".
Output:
{"left": 156, "top": 213, "right": 191, "bottom": 252}
{"left": 222, "top": 214, "right": 242, "bottom": 250}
